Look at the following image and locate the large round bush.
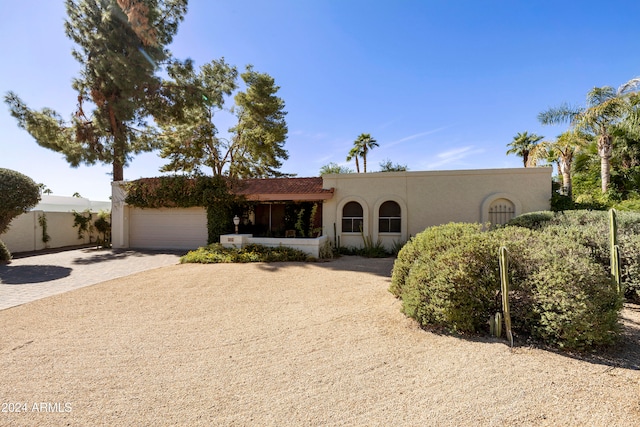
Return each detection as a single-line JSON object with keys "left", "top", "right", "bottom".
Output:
{"left": 0, "top": 168, "right": 40, "bottom": 261}
{"left": 507, "top": 210, "right": 640, "bottom": 302}
{"left": 0, "top": 168, "right": 40, "bottom": 234}
{"left": 391, "top": 222, "right": 623, "bottom": 350}
{"left": 390, "top": 222, "right": 483, "bottom": 298}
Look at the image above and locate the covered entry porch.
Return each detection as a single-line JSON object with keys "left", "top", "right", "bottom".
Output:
{"left": 234, "top": 177, "right": 334, "bottom": 238}
{"left": 221, "top": 177, "right": 334, "bottom": 257}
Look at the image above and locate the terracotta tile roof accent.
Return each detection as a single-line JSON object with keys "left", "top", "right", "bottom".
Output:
{"left": 234, "top": 177, "right": 334, "bottom": 201}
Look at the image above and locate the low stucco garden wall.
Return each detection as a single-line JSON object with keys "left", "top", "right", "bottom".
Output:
{"left": 221, "top": 234, "right": 329, "bottom": 258}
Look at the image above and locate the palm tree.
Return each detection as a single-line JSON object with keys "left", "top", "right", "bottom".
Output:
{"left": 538, "top": 79, "right": 639, "bottom": 193}
{"left": 346, "top": 146, "right": 361, "bottom": 173}
{"left": 529, "top": 131, "right": 589, "bottom": 199}
{"left": 506, "top": 132, "right": 544, "bottom": 167}
{"left": 348, "top": 133, "right": 379, "bottom": 173}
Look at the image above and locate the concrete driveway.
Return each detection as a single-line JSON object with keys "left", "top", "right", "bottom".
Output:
{"left": 0, "top": 247, "right": 182, "bottom": 310}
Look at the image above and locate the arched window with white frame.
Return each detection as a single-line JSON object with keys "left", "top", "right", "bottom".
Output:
{"left": 342, "top": 201, "right": 364, "bottom": 233}
{"left": 378, "top": 200, "right": 401, "bottom": 233}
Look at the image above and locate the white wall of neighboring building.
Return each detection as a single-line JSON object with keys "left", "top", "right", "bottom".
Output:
{"left": 33, "top": 195, "right": 111, "bottom": 213}
{"left": 1, "top": 195, "right": 111, "bottom": 254}
{"left": 1, "top": 211, "right": 100, "bottom": 253}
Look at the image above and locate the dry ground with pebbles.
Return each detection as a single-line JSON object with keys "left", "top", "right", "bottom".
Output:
{"left": 0, "top": 256, "right": 639, "bottom": 426}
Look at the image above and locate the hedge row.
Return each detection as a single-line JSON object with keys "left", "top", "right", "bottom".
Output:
{"left": 390, "top": 221, "right": 623, "bottom": 350}
{"left": 180, "top": 243, "right": 310, "bottom": 263}
{"left": 508, "top": 210, "right": 640, "bottom": 302}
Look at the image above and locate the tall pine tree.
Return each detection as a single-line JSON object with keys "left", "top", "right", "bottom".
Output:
{"left": 157, "top": 62, "right": 289, "bottom": 178}
{"left": 5, "top": 0, "right": 188, "bottom": 181}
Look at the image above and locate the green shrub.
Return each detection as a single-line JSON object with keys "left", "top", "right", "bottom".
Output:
{"left": 526, "top": 249, "right": 621, "bottom": 349}
{"left": 94, "top": 211, "right": 111, "bottom": 248}
{"left": 400, "top": 231, "right": 500, "bottom": 333}
{"left": 0, "top": 168, "right": 40, "bottom": 234}
{"left": 620, "top": 232, "right": 640, "bottom": 303}
{"left": 391, "top": 222, "right": 623, "bottom": 350}
{"left": 505, "top": 211, "right": 555, "bottom": 229}
{"left": 507, "top": 209, "right": 640, "bottom": 302}
{"left": 180, "top": 243, "right": 310, "bottom": 264}
{"left": 0, "top": 239, "right": 11, "bottom": 262}
{"left": 391, "top": 222, "right": 482, "bottom": 297}
{"left": 0, "top": 169, "right": 40, "bottom": 260}
{"left": 613, "top": 198, "right": 640, "bottom": 211}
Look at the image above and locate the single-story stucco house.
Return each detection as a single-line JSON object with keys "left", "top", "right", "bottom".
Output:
{"left": 111, "top": 167, "right": 551, "bottom": 256}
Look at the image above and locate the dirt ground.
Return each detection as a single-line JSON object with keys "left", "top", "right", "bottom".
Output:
{"left": 0, "top": 256, "right": 638, "bottom": 426}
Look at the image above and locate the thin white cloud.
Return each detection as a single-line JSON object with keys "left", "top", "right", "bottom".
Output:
{"left": 290, "top": 130, "right": 328, "bottom": 140}
{"left": 384, "top": 127, "right": 448, "bottom": 149}
{"left": 422, "top": 146, "right": 484, "bottom": 169}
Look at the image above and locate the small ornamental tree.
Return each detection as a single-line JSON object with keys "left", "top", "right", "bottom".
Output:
{"left": 0, "top": 168, "right": 41, "bottom": 260}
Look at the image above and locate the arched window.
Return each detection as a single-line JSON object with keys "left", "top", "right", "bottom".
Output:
{"left": 378, "top": 201, "right": 401, "bottom": 233}
{"left": 342, "top": 201, "right": 363, "bottom": 233}
{"left": 488, "top": 198, "right": 515, "bottom": 225}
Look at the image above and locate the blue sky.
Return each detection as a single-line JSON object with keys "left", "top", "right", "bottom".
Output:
{"left": 2, "top": 0, "right": 639, "bottom": 201}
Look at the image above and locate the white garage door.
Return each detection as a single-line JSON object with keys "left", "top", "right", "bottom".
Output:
{"left": 129, "top": 207, "right": 208, "bottom": 250}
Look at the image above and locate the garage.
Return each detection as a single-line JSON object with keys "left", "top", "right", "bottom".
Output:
{"left": 129, "top": 207, "right": 208, "bottom": 250}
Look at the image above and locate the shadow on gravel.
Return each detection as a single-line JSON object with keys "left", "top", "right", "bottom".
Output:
{"left": 254, "top": 256, "right": 395, "bottom": 278}
{"left": 72, "top": 249, "right": 185, "bottom": 265}
{"left": 0, "top": 265, "right": 73, "bottom": 284}
{"left": 426, "top": 304, "right": 640, "bottom": 372}
{"left": 570, "top": 304, "right": 640, "bottom": 371}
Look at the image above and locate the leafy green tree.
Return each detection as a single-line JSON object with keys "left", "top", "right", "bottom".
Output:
{"left": 612, "top": 82, "right": 640, "bottom": 170}
{"left": 539, "top": 80, "right": 640, "bottom": 193}
{"left": 156, "top": 58, "right": 238, "bottom": 175}
{"left": 0, "top": 169, "right": 41, "bottom": 260}
{"left": 4, "top": 0, "right": 188, "bottom": 182}
{"left": 347, "top": 133, "right": 378, "bottom": 173}
{"left": 506, "top": 131, "right": 544, "bottom": 167}
{"left": 231, "top": 67, "right": 289, "bottom": 178}
{"left": 158, "top": 62, "right": 289, "bottom": 178}
{"left": 379, "top": 158, "right": 408, "bottom": 172}
{"left": 529, "top": 131, "right": 590, "bottom": 199}
{"left": 319, "top": 162, "right": 353, "bottom": 175}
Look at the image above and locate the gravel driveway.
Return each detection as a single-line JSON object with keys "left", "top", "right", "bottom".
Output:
{"left": 0, "top": 256, "right": 638, "bottom": 426}
{"left": 0, "top": 248, "right": 181, "bottom": 310}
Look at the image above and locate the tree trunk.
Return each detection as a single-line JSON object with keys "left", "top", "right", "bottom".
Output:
{"left": 354, "top": 157, "right": 360, "bottom": 173}
{"left": 109, "top": 105, "right": 125, "bottom": 182}
{"left": 598, "top": 134, "right": 613, "bottom": 193}
{"left": 559, "top": 158, "right": 572, "bottom": 199}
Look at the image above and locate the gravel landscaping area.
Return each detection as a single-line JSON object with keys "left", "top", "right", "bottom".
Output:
{"left": 0, "top": 256, "right": 639, "bottom": 426}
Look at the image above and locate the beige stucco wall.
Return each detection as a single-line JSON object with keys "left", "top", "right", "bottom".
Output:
{"left": 111, "top": 182, "right": 208, "bottom": 251}
{"left": 1, "top": 211, "right": 99, "bottom": 254}
{"left": 112, "top": 168, "right": 551, "bottom": 252}
{"left": 322, "top": 168, "right": 551, "bottom": 250}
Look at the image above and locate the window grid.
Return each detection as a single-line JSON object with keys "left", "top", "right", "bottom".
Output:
{"left": 378, "top": 201, "right": 401, "bottom": 233}
{"left": 342, "top": 201, "right": 364, "bottom": 233}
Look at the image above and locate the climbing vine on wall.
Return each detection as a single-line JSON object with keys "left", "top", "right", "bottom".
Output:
{"left": 38, "top": 213, "right": 51, "bottom": 245}
{"left": 124, "top": 176, "right": 244, "bottom": 243}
